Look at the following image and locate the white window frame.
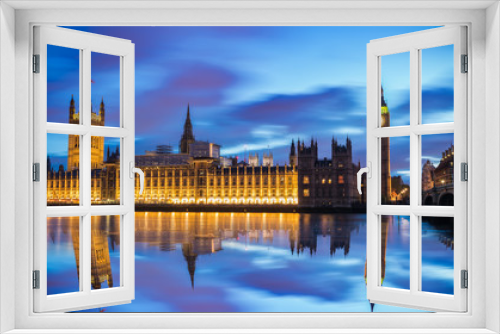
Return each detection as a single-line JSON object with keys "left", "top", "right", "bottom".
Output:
{"left": 366, "top": 26, "right": 468, "bottom": 312}
{"left": 1, "top": 2, "right": 499, "bottom": 333}
{"left": 33, "top": 26, "right": 136, "bottom": 313}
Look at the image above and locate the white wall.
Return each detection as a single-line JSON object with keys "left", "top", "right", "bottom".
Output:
{"left": 485, "top": 2, "right": 500, "bottom": 333}
{"left": 0, "top": 2, "right": 16, "bottom": 333}
{"left": 4, "top": 4, "right": 497, "bottom": 332}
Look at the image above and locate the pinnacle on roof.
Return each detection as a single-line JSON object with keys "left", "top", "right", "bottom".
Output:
{"left": 381, "top": 86, "right": 387, "bottom": 107}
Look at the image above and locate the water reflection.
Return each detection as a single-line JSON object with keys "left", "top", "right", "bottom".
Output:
{"left": 47, "top": 216, "right": 120, "bottom": 295}
{"left": 134, "top": 213, "right": 361, "bottom": 290}
{"left": 46, "top": 212, "right": 454, "bottom": 312}
{"left": 90, "top": 216, "right": 120, "bottom": 289}
{"left": 47, "top": 217, "right": 80, "bottom": 295}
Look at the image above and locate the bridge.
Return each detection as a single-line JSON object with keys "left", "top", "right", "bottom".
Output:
{"left": 422, "top": 185, "right": 454, "bottom": 206}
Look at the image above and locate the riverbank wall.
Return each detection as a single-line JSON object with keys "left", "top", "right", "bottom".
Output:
{"left": 135, "top": 204, "right": 366, "bottom": 214}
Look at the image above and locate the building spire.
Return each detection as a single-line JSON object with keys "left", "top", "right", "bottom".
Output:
{"left": 99, "top": 97, "right": 105, "bottom": 126}
{"left": 180, "top": 104, "right": 195, "bottom": 154}
{"left": 69, "top": 95, "right": 76, "bottom": 122}
{"left": 184, "top": 104, "right": 193, "bottom": 133}
{"left": 381, "top": 86, "right": 387, "bottom": 107}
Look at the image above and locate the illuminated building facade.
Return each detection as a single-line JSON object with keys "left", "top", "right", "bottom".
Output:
{"left": 248, "top": 153, "right": 259, "bottom": 167}
{"left": 47, "top": 101, "right": 367, "bottom": 209}
{"left": 262, "top": 152, "right": 274, "bottom": 167}
{"left": 67, "top": 96, "right": 106, "bottom": 170}
{"left": 135, "top": 160, "right": 298, "bottom": 205}
{"left": 434, "top": 145, "right": 454, "bottom": 186}
{"left": 422, "top": 144, "right": 454, "bottom": 206}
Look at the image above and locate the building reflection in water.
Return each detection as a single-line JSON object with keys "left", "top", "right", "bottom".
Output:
{"left": 47, "top": 216, "right": 120, "bottom": 293}
{"left": 135, "top": 212, "right": 362, "bottom": 287}
{"left": 47, "top": 212, "right": 454, "bottom": 308}
{"left": 363, "top": 215, "right": 455, "bottom": 311}
{"left": 90, "top": 216, "right": 120, "bottom": 289}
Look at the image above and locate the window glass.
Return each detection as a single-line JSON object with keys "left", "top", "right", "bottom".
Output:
{"left": 47, "top": 216, "right": 80, "bottom": 295}
{"left": 421, "top": 45, "right": 454, "bottom": 124}
{"left": 47, "top": 45, "right": 80, "bottom": 124}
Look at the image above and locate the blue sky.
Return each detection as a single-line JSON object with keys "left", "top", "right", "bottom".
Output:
{"left": 47, "top": 26, "right": 454, "bottom": 181}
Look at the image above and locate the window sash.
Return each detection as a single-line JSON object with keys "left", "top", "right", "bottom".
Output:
{"left": 32, "top": 25, "right": 136, "bottom": 313}
{"left": 366, "top": 26, "right": 467, "bottom": 312}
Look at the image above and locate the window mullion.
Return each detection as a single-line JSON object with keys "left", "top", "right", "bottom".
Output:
{"left": 409, "top": 47, "right": 420, "bottom": 294}
{"left": 81, "top": 48, "right": 92, "bottom": 295}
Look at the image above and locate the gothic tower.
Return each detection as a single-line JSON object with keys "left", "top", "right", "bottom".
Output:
{"left": 297, "top": 138, "right": 318, "bottom": 208}
{"left": 92, "top": 97, "right": 105, "bottom": 126}
{"left": 67, "top": 95, "right": 80, "bottom": 170}
{"left": 180, "top": 104, "right": 195, "bottom": 154}
{"left": 263, "top": 150, "right": 274, "bottom": 167}
{"left": 67, "top": 96, "right": 105, "bottom": 170}
{"left": 380, "top": 87, "right": 392, "bottom": 204}
{"left": 289, "top": 139, "right": 298, "bottom": 167}
{"left": 297, "top": 138, "right": 318, "bottom": 169}
{"left": 331, "top": 136, "right": 352, "bottom": 162}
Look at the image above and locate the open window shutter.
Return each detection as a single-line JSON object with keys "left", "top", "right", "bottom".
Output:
{"left": 365, "top": 26, "right": 467, "bottom": 312}
{"left": 33, "top": 26, "right": 136, "bottom": 312}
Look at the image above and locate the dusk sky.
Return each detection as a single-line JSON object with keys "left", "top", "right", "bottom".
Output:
{"left": 47, "top": 26, "right": 454, "bottom": 181}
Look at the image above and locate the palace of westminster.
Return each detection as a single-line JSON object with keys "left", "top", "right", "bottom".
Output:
{"left": 46, "top": 98, "right": 367, "bottom": 209}
{"left": 47, "top": 89, "right": 455, "bottom": 209}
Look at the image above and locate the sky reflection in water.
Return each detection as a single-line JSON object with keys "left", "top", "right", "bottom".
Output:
{"left": 46, "top": 212, "right": 453, "bottom": 312}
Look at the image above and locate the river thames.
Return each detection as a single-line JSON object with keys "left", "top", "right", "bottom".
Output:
{"left": 46, "top": 212, "right": 454, "bottom": 312}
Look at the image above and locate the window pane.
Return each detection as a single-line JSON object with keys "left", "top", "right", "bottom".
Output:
{"left": 421, "top": 216, "right": 454, "bottom": 294}
{"left": 380, "top": 215, "right": 410, "bottom": 290}
{"left": 381, "top": 136, "right": 410, "bottom": 205}
{"left": 91, "top": 137, "right": 120, "bottom": 205}
{"left": 91, "top": 215, "right": 121, "bottom": 290}
{"left": 91, "top": 52, "right": 120, "bottom": 127}
{"left": 47, "top": 45, "right": 80, "bottom": 124}
{"left": 421, "top": 45, "right": 454, "bottom": 124}
{"left": 47, "top": 133, "right": 79, "bottom": 206}
{"left": 381, "top": 52, "right": 410, "bottom": 127}
{"left": 47, "top": 216, "right": 80, "bottom": 295}
{"left": 421, "top": 133, "right": 454, "bottom": 206}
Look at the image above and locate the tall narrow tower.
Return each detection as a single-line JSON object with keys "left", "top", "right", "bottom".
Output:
{"left": 180, "top": 104, "right": 195, "bottom": 154}
{"left": 97, "top": 97, "right": 105, "bottom": 126}
{"left": 381, "top": 87, "right": 391, "bottom": 203}
{"left": 67, "top": 95, "right": 79, "bottom": 170}
{"left": 67, "top": 96, "right": 105, "bottom": 170}
{"left": 289, "top": 139, "right": 298, "bottom": 167}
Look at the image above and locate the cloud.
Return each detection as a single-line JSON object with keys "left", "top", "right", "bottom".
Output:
{"left": 133, "top": 84, "right": 368, "bottom": 165}
{"left": 251, "top": 125, "right": 288, "bottom": 139}
{"left": 221, "top": 137, "right": 292, "bottom": 156}
{"left": 231, "top": 86, "right": 363, "bottom": 125}
{"left": 331, "top": 126, "right": 365, "bottom": 136}
{"left": 210, "top": 86, "right": 367, "bottom": 162}
{"left": 421, "top": 88, "right": 454, "bottom": 113}
{"left": 170, "top": 63, "right": 239, "bottom": 91}
{"left": 389, "top": 87, "right": 454, "bottom": 126}
{"left": 421, "top": 155, "right": 442, "bottom": 165}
